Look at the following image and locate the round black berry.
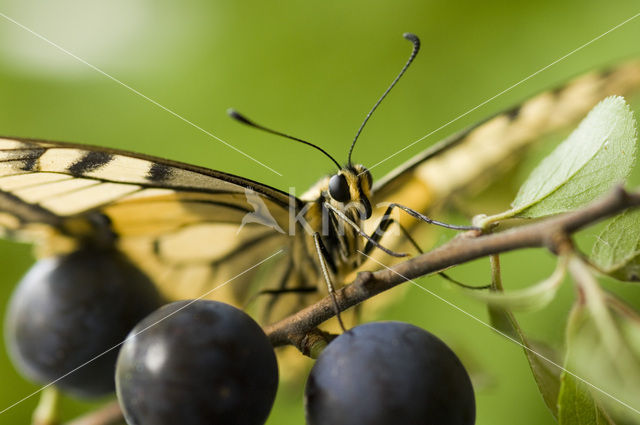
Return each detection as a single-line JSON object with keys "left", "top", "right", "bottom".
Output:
{"left": 305, "top": 321, "right": 476, "bottom": 425}
{"left": 115, "top": 300, "right": 279, "bottom": 425}
{"left": 4, "top": 248, "right": 165, "bottom": 397}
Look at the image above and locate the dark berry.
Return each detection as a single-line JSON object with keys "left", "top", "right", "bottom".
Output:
{"left": 305, "top": 321, "right": 476, "bottom": 425}
{"left": 4, "top": 248, "right": 165, "bottom": 397}
{"left": 116, "top": 300, "right": 278, "bottom": 425}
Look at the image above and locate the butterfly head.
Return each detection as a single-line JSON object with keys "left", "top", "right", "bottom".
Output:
{"left": 229, "top": 33, "right": 421, "bottom": 224}
{"left": 327, "top": 164, "right": 373, "bottom": 219}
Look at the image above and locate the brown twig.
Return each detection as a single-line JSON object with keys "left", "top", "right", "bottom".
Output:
{"left": 265, "top": 185, "right": 640, "bottom": 347}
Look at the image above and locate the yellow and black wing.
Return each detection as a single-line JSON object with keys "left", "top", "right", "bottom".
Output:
{"left": 348, "top": 58, "right": 640, "bottom": 280}
{"left": 2, "top": 60, "right": 640, "bottom": 315}
{"left": 0, "top": 136, "right": 307, "bottom": 306}
{"left": 370, "top": 59, "right": 640, "bottom": 224}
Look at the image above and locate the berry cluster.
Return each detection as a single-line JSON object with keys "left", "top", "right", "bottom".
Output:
{"left": 5, "top": 249, "right": 476, "bottom": 424}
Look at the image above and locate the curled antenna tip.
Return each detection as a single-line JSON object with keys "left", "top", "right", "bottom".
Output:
{"left": 347, "top": 32, "right": 422, "bottom": 164}
{"left": 403, "top": 33, "right": 419, "bottom": 42}
{"left": 403, "top": 33, "right": 420, "bottom": 51}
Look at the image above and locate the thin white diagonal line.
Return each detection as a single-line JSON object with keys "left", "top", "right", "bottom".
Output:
{"left": 0, "top": 11, "right": 282, "bottom": 177}
{"left": 0, "top": 249, "right": 283, "bottom": 416}
{"left": 359, "top": 251, "right": 640, "bottom": 417}
{"left": 366, "top": 11, "right": 640, "bottom": 173}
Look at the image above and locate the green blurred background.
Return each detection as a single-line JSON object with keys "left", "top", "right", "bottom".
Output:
{"left": 0, "top": 1, "right": 639, "bottom": 424}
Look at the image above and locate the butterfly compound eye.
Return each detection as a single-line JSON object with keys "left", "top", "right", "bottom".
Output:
{"left": 329, "top": 174, "right": 351, "bottom": 203}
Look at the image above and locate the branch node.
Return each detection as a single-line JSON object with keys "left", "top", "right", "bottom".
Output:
{"left": 545, "top": 230, "right": 573, "bottom": 255}
{"left": 296, "top": 328, "right": 336, "bottom": 358}
{"left": 353, "top": 270, "right": 375, "bottom": 291}
{"left": 613, "top": 184, "right": 630, "bottom": 204}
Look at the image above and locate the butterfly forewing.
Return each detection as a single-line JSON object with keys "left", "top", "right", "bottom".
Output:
{"left": 0, "top": 137, "right": 306, "bottom": 310}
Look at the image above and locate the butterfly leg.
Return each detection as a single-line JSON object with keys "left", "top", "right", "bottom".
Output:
{"left": 245, "top": 285, "right": 318, "bottom": 310}
{"left": 363, "top": 206, "right": 489, "bottom": 290}
{"left": 243, "top": 260, "right": 318, "bottom": 322}
{"left": 260, "top": 259, "right": 294, "bottom": 321}
{"left": 257, "top": 287, "right": 318, "bottom": 323}
{"left": 362, "top": 204, "right": 425, "bottom": 256}
{"left": 382, "top": 203, "right": 478, "bottom": 231}
{"left": 312, "top": 232, "right": 347, "bottom": 331}
{"left": 363, "top": 211, "right": 424, "bottom": 257}
{"left": 363, "top": 203, "right": 477, "bottom": 255}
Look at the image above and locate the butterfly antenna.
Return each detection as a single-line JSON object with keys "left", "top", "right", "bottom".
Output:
{"left": 228, "top": 109, "right": 342, "bottom": 170}
{"left": 347, "top": 33, "right": 421, "bottom": 165}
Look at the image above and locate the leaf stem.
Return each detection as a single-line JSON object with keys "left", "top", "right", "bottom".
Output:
{"left": 32, "top": 387, "right": 60, "bottom": 425}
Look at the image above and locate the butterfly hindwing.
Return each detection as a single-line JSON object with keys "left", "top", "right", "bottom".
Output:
{"left": 371, "top": 59, "right": 640, "bottom": 221}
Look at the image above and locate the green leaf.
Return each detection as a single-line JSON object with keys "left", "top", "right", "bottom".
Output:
{"left": 471, "top": 257, "right": 566, "bottom": 311}
{"left": 487, "top": 254, "right": 562, "bottom": 417}
{"left": 565, "top": 258, "right": 640, "bottom": 422}
{"left": 490, "top": 308, "right": 563, "bottom": 415}
{"left": 487, "top": 303, "right": 518, "bottom": 339}
{"left": 488, "top": 300, "right": 562, "bottom": 416}
{"left": 477, "top": 96, "right": 637, "bottom": 227}
{"left": 557, "top": 371, "right": 615, "bottom": 425}
{"left": 558, "top": 302, "right": 619, "bottom": 425}
{"left": 513, "top": 96, "right": 637, "bottom": 217}
{"left": 522, "top": 337, "right": 563, "bottom": 419}
{"left": 591, "top": 209, "right": 640, "bottom": 281}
